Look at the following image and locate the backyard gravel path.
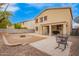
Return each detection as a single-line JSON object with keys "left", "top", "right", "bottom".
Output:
{"left": 0, "top": 33, "right": 49, "bottom": 56}
{"left": 3, "top": 33, "right": 46, "bottom": 45}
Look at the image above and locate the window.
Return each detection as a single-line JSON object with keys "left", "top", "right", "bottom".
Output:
{"left": 35, "top": 19, "right": 38, "bottom": 23}
{"left": 44, "top": 16, "right": 47, "bottom": 21}
{"left": 40, "top": 17, "right": 43, "bottom": 22}
{"left": 35, "top": 27, "right": 38, "bottom": 31}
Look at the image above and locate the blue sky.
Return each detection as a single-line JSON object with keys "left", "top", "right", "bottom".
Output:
{"left": 1, "top": 3, "right": 79, "bottom": 25}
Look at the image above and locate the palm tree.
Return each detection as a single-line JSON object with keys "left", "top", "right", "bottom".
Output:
{"left": 0, "top": 11, "right": 12, "bottom": 28}
{"left": 0, "top": 3, "right": 12, "bottom": 28}
{"left": 0, "top": 3, "right": 9, "bottom": 23}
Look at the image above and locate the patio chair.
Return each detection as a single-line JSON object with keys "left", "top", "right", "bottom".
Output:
{"left": 55, "top": 34, "right": 69, "bottom": 51}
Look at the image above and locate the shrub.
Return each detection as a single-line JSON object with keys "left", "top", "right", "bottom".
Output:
{"left": 14, "top": 23, "right": 21, "bottom": 29}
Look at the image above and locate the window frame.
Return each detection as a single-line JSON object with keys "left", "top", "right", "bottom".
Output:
{"left": 44, "top": 16, "right": 47, "bottom": 21}
{"left": 35, "top": 19, "right": 38, "bottom": 23}
{"left": 40, "top": 17, "right": 43, "bottom": 22}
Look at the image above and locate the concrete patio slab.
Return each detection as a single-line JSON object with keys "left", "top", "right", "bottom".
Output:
{"left": 30, "top": 36, "right": 72, "bottom": 56}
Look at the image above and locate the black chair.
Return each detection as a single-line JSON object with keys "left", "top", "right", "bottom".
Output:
{"left": 55, "top": 34, "right": 69, "bottom": 51}
{"left": 53, "top": 31, "right": 60, "bottom": 35}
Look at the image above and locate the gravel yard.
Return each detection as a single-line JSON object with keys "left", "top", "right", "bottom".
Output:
{"left": 0, "top": 32, "right": 79, "bottom": 56}
{"left": 0, "top": 44, "right": 49, "bottom": 56}
{"left": 69, "top": 36, "right": 79, "bottom": 56}
{"left": 0, "top": 33, "right": 49, "bottom": 56}
{"left": 3, "top": 33, "right": 46, "bottom": 45}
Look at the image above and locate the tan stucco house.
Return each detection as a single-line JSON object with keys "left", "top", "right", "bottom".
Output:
{"left": 34, "top": 7, "right": 73, "bottom": 35}
{"left": 21, "top": 20, "right": 35, "bottom": 29}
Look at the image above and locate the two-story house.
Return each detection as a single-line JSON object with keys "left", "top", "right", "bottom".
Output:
{"left": 35, "top": 7, "right": 73, "bottom": 35}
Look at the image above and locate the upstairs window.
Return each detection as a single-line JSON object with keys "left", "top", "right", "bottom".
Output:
{"left": 40, "top": 17, "right": 43, "bottom": 22}
{"left": 44, "top": 16, "right": 47, "bottom": 21}
{"left": 35, "top": 19, "right": 38, "bottom": 23}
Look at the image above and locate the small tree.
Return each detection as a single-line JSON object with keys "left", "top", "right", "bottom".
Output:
{"left": 14, "top": 23, "right": 21, "bottom": 29}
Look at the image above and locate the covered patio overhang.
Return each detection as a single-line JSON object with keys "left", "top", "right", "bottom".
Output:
{"left": 40, "top": 21, "right": 67, "bottom": 36}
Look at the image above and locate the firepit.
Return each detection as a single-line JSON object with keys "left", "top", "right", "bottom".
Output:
{"left": 20, "top": 35, "right": 26, "bottom": 38}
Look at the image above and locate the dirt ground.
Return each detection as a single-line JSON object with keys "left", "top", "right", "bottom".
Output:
{"left": 0, "top": 33, "right": 49, "bottom": 56}
{"left": 4, "top": 33, "right": 46, "bottom": 45}
{"left": 0, "top": 32, "right": 79, "bottom": 56}
{"left": 69, "top": 36, "right": 79, "bottom": 56}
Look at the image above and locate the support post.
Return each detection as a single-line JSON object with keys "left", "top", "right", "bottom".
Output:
{"left": 63, "top": 23, "right": 67, "bottom": 35}
{"left": 49, "top": 25, "right": 52, "bottom": 36}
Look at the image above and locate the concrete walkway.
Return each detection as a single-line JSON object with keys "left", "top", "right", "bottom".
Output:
{"left": 30, "top": 36, "right": 72, "bottom": 56}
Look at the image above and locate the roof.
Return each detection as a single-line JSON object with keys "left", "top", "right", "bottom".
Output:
{"left": 18, "top": 7, "right": 73, "bottom": 24}
{"left": 20, "top": 20, "right": 35, "bottom": 23}
{"left": 35, "top": 7, "right": 73, "bottom": 20}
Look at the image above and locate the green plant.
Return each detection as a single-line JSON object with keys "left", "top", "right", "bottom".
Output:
{"left": 14, "top": 23, "right": 21, "bottom": 29}
{"left": 0, "top": 11, "right": 12, "bottom": 28}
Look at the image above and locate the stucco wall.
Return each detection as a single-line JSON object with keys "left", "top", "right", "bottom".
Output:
{"left": 21, "top": 20, "right": 35, "bottom": 29}
{"left": 35, "top": 8, "right": 72, "bottom": 35}
{"left": 7, "top": 25, "right": 14, "bottom": 29}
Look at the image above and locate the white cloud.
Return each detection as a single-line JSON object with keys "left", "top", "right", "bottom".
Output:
{"left": 0, "top": 3, "right": 20, "bottom": 12}
{"left": 72, "top": 20, "right": 79, "bottom": 28}
{"left": 27, "top": 3, "right": 54, "bottom": 9}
